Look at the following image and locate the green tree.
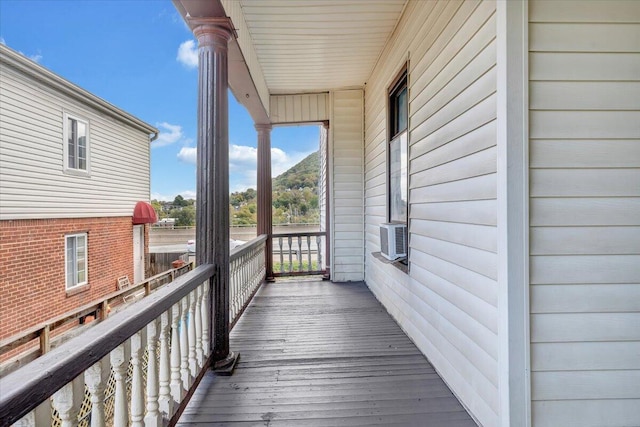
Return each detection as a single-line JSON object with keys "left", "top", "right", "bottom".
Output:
{"left": 170, "top": 205, "right": 195, "bottom": 227}
{"left": 150, "top": 200, "right": 165, "bottom": 219}
{"left": 173, "top": 194, "right": 189, "bottom": 207}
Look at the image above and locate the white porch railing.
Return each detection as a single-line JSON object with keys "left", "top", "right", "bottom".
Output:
{"left": 0, "top": 236, "right": 268, "bottom": 427}
{"left": 229, "top": 234, "right": 267, "bottom": 328}
{"left": 273, "top": 231, "right": 327, "bottom": 277}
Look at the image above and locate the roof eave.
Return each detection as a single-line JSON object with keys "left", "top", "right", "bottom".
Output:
{"left": 0, "top": 44, "right": 158, "bottom": 136}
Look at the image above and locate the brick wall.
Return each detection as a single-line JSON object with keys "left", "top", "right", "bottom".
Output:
{"left": 0, "top": 217, "right": 137, "bottom": 339}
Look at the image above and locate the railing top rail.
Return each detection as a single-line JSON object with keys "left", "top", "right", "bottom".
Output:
{"left": 230, "top": 234, "right": 267, "bottom": 261}
{"left": 273, "top": 231, "right": 326, "bottom": 238}
{"left": 0, "top": 263, "right": 215, "bottom": 425}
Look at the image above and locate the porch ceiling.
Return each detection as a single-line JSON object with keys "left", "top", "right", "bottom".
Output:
{"left": 238, "top": 0, "right": 407, "bottom": 93}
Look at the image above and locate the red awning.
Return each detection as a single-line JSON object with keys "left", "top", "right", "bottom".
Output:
{"left": 132, "top": 201, "right": 158, "bottom": 225}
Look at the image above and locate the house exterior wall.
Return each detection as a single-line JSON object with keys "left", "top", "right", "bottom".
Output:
{"left": 0, "top": 217, "right": 136, "bottom": 340}
{"left": 331, "top": 89, "right": 364, "bottom": 281}
{"left": 0, "top": 49, "right": 151, "bottom": 220}
{"left": 0, "top": 46, "right": 154, "bottom": 356}
{"left": 363, "top": 1, "right": 499, "bottom": 425}
{"left": 528, "top": 1, "right": 640, "bottom": 425}
{"left": 319, "top": 124, "right": 328, "bottom": 267}
{"left": 269, "top": 93, "right": 330, "bottom": 124}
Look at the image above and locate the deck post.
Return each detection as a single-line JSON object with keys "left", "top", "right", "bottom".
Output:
{"left": 255, "top": 123, "right": 274, "bottom": 280}
{"left": 191, "top": 18, "right": 239, "bottom": 374}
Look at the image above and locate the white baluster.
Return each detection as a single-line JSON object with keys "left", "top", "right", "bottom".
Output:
{"left": 14, "top": 401, "right": 51, "bottom": 427}
{"left": 230, "top": 264, "right": 236, "bottom": 321}
{"left": 170, "top": 303, "right": 183, "bottom": 403}
{"left": 230, "top": 261, "right": 237, "bottom": 320}
{"left": 241, "top": 254, "right": 247, "bottom": 304}
{"left": 110, "top": 342, "right": 130, "bottom": 427}
{"left": 14, "top": 411, "right": 35, "bottom": 427}
{"left": 188, "top": 290, "right": 197, "bottom": 377}
{"left": 229, "top": 259, "right": 240, "bottom": 319}
{"left": 288, "top": 236, "right": 293, "bottom": 272}
{"left": 130, "top": 331, "right": 145, "bottom": 427}
{"left": 201, "top": 282, "right": 210, "bottom": 358}
{"left": 85, "top": 357, "right": 110, "bottom": 427}
{"left": 194, "top": 286, "right": 204, "bottom": 367}
{"left": 279, "top": 237, "right": 284, "bottom": 273}
{"left": 158, "top": 310, "right": 173, "bottom": 418}
{"left": 51, "top": 375, "right": 83, "bottom": 427}
{"left": 180, "top": 297, "right": 191, "bottom": 389}
{"left": 145, "top": 319, "right": 161, "bottom": 427}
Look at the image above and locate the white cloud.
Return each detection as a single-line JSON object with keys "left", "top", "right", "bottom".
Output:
{"left": 229, "top": 145, "right": 257, "bottom": 170}
{"left": 177, "top": 146, "right": 197, "bottom": 164}
{"left": 179, "top": 190, "right": 197, "bottom": 199}
{"left": 177, "top": 40, "right": 198, "bottom": 68}
{"left": 271, "top": 147, "right": 309, "bottom": 177}
{"left": 0, "top": 38, "right": 42, "bottom": 63}
{"left": 173, "top": 144, "right": 313, "bottom": 192}
{"left": 154, "top": 122, "right": 185, "bottom": 147}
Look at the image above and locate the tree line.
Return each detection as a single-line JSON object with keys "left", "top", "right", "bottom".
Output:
{"left": 152, "top": 151, "right": 321, "bottom": 227}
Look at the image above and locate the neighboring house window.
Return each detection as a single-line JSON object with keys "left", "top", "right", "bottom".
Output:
{"left": 65, "top": 233, "right": 87, "bottom": 289}
{"left": 389, "top": 69, "right": 408, "bottom": 223}
{"left": 63, "top": 113, "right": 89, "bottom": 174}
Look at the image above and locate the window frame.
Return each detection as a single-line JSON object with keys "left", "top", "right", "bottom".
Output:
{"left": 387, "top": 66, "right": 409, "bottom": 225}
{"left": 65, "top": 233, "right": 88, "bottom": 290}
{"left": 62, "top": 112, "right": 90, "bottom": 176}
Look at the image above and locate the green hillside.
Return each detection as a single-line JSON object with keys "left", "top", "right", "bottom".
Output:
{"left": 230, "top": 151, "right": 320, "bottom": 225}
{"left": 273, "top": 150, "right": 319, "bottom": 191}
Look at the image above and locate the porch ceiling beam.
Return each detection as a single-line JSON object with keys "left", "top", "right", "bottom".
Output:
{"left": 173, "top": 0, "right": 270, "bottom": 125}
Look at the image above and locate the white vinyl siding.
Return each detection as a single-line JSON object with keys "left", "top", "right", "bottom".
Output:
{"left": 232, "top": 0, "right": 406, "bottom": 93}
{"left": 529, "top": 1, "right": 640, "bottom": 426}
{"left": 331, "top": 90, "right": 364, "bottom": 282}
{"left": 269, "top": 93, "right": 330, "bottom": 124}
{"left": 364, "top": 1, "right": 499, "bottom": 426}
{"left": 319, "top": 124, "right": 328, "bottom": 235}
{"left": 0, "top": 61, "right": 151, "bottom": 220}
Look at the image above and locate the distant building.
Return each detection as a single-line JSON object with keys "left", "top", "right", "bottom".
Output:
{"left": 0, "top": 44, "right": 158, "bottom": 341}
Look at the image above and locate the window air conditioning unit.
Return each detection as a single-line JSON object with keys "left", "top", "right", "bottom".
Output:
{"left": 380, "top": 223, "right": 407, "bottom": 261}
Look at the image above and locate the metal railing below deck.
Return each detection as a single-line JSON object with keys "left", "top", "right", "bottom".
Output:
{"left": 273, "top": 231, "right": 326, "bottom": 277}
{"left": 0, "top": 265, "right": 214, "bottom": 427}
{"left": 229, "top": 235, "right": 267, "bottom": 328}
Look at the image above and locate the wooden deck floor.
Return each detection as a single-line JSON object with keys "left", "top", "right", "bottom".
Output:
{"left": 178, "top": 280, "right": 477, "bottom": 426}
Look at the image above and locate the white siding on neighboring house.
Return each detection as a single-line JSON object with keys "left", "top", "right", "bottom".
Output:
{"left": 529, "top": 1, "right": 640, "bottom": 425}
{"left": 364, "top": 1, "right": 499, "bottom": 425}
{"left": 0, "top": 55, "right": 152, "bottom": 220}
{"left": 331, "top": 89, "right": 364, "bottom": 282}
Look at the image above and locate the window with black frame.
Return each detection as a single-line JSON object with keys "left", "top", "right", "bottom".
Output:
{"left": 389, "top": 69, "right": 408, "bottom": 225}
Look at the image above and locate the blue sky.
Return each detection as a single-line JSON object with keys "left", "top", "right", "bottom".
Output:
{"left": 0, "top": 0, "right": 320, "bottom": 200}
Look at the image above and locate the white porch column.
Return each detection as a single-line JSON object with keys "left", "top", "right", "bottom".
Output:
{"left": 255, "top": 123, "right": 273, "bottom": 278}
{"left": 190, "top": 18, "right": 239, "bottom": 372}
